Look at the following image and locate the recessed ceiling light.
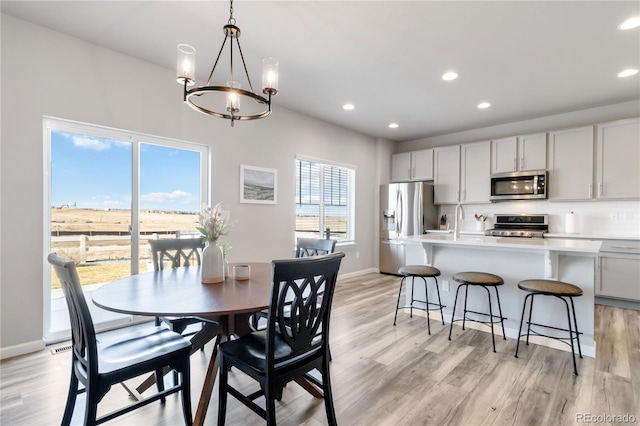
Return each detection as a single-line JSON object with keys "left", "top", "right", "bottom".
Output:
{"left": 619, "top": 16, "right": 640, "bottom": 30}
{"left": 388, "top": 123, "right": 399, "bottom": 129}
{"left": 477, "top": 102, "right": 491, "bottom": 109}
{"left": 343, "top": 103, "right": 355, "bottom": 110}
{"left": 618, "top": 68, "right": 639, "bottom": 78}
{"left": 442, "top": 71, "right": 459, "bottom": 81}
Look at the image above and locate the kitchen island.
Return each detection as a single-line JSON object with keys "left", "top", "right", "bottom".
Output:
{"left": 398, "top": 233, "right": 601, "bottom": 357}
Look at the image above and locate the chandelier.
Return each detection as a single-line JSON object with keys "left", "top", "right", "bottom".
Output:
{"left": 176, "top": 0, "right": 278, "bottom": 126}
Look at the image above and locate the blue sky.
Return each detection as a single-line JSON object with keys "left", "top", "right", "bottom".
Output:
{"left": 51, "top": 131, "right": 201, "bottom": 212}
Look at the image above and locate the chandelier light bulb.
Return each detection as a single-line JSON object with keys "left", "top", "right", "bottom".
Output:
{"left": 226, "top": 81, "right": 241, "bottom": 113}
{"left": 262, "top": 57, "right": 279, "bottom": 94}
{"left": 176, "top": 44, "right": 195, "bottom": 86}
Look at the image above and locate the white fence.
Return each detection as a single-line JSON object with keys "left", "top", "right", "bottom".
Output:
{"left": 51, "top": 232, "right": 202, "bottom": 264}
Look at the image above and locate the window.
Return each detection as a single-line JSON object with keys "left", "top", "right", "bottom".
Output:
{"left": 44, "top": 117, "right": 209, "bottom": 342}
{"left": 295, "top": 156, "right": 355, "bottom": 242}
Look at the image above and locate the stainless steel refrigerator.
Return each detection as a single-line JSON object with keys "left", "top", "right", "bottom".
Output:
{"left": 379, "top": 182, "right": 438, "bottom": 274}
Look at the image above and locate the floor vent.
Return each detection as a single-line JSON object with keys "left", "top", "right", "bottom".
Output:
{"left": 51, "top": 345, "right": 72, "bottom": 355}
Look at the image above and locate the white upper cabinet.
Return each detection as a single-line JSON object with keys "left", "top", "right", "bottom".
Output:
{"left": 518, "top": 133, "right": 547, "bottom": 171}
{"left": 491, "top": 133, "right": 546, "bottom": 174}
{"left": 391, "top": 152, "right": 411, "bottom": 182}
{"left": 461, "top": 141, "right": 491, "bottom": 203}
{"left": 391, "top": 149, "right": 433, "bottom": 182}
{"left": 491, "top": 136, "right": 518, "bottom": 173}
{"left": 412, "top": 149, "right": 434, "bottom": 181}
{"left": 548, "top": 126, "right": 595, "bottom": 201}
{"left": 433, "top": 145, "right": 460, "bottom": 204}
{"left": 596, "top": 118, "right": 640, "bottom": 200}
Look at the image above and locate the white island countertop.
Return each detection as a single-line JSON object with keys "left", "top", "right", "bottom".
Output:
{"left": 401, "top": 233, "right": 602, "bottom": 254}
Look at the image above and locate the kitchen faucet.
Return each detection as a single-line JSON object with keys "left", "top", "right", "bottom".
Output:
{"left": 454, "top": 203, "right": 464, "bottom": 240}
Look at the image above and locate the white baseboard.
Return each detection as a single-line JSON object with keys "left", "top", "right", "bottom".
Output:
{"left": 339, "top": 268, "right": 379, "bottom": 280}
{"left": 0, "top": 339, "right": 45, "bottom": 360}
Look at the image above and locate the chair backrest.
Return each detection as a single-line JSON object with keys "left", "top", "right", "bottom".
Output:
{"left": 149, "top": 237, "right": 205, "bottom": 271}
{"left": 266, "top": 252, "right": 345, "bottom": 368}
{"left": 295, "top": 238, "right": 337, "bottom": 258}
{"left": 47, "top": 253, "right": 98, "bottom": 379}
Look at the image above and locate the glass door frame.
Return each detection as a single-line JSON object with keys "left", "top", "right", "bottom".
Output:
{"left": 43, "top": 116, "right": 210, "bottom": 343}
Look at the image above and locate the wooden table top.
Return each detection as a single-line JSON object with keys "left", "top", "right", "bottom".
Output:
{"left": 92, "top": 262, "right": 272, "bottom": 317}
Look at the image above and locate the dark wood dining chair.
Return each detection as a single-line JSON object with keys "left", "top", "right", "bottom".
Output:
{"left": 249, "top": 238, "right": 337, "bottom": 331}
{"left": 47, "top": 252, "right": 193, "bottom": 426}
{"left": 149, "top": 238, "right": 209, "bottom": 335}
{"left": 295, "top": 237, "right": 337, "bottom": 258}
{"left": 217, "top": 252, "right": 345, "bottom": 426}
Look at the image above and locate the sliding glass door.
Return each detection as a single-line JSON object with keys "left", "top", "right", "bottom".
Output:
{"left": 44, "top": 118, "right": 209, "bottom": 342}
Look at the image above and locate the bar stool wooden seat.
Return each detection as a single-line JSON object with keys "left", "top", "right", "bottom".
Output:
{"left": 515, "top": 279, "right": 583, "bottom": 375}
{"left": 448, "top": 271, "right": 506, "bottom": 352}
{"left": 393, "top": 265, "right": 445, "bottom": 334}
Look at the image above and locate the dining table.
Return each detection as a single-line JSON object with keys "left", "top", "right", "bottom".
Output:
{"left": 92, "top": 262, "right": 324, "bottom": 425}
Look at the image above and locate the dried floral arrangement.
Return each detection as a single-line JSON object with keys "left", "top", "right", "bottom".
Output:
{"left": 197, "top": 203, "right": 235, "bottom": 243}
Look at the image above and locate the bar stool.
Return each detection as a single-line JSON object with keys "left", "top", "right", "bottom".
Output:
{"left": 448, "top": 271, "right": 506, "bottom": 352}
{"left": 515, "top": 279, "right": 583, "bottom": 375}
{"left": 393, "top": 265, "right": 445, "bottom": 334}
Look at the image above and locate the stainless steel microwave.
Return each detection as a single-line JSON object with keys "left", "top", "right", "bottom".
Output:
{"left": 490, "top": 171, "right": 547, "bottom": 201}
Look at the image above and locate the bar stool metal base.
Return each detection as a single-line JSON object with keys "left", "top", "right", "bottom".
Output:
{"left": 514, "top": 280, "right": 584, "bottom": 375}
{"left": 393, "top": 266, "right": 446, "bottom": 335}
{"left": 448, "top": 272, "right": 507, "bottom": 353}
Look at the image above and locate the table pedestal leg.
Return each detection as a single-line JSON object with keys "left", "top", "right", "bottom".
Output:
{"left": 194, "top": 333, "right": 225, "bottom": 426}
{"left": 135, "top": 321, "right": 221, "bottom": 396}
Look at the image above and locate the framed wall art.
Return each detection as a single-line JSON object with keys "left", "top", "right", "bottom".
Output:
{"left": 240, "top": 164, "right": 277, "bottom": 204}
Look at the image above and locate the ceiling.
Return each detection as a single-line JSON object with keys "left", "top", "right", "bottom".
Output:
{"left": 2, "top": 1, "right": 639, "bottom": 142}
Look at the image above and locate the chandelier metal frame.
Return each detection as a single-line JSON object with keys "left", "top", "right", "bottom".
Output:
{"left": 177, "top": 0, "right": 277, "bottom": 126}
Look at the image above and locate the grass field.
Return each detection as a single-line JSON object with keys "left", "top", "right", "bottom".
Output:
{"left": 50, "top": 208, "right": 199, "bottom": 289}
{"left": 49, "top": 208, "right": 346, "bottom": 290}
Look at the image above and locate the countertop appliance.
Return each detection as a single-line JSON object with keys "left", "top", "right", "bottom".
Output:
{"left": 380, "top": 182, "right": 437, "bottom": 274}
{"left": 490, "top": 170, "right": 547, "bottom": 201}
{"left": 485, "top": 214, "right": 549, "bottom": 238}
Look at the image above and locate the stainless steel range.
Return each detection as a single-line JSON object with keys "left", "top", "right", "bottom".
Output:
{"left": 485, "top": 214, "right": 549, "bottom": 238}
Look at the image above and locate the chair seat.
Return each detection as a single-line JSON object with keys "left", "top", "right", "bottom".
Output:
{"left": 220, "top": 331, "right": 321, "bottom": 374}
{"left": 98, "top": 326, "right": 191, "bottom": 376}
{"left": 453, "top": 271, "right": 503, "bottom": 286}
{"left": 398, "top": 265, "right": 441, "bottom": 277}
{"left": 518, "top": 279, "right": 583, "bottom": 296}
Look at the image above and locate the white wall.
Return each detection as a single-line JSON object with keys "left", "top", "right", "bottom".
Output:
{"left": 0, "top": 15, "right": 386, "bottom": 355}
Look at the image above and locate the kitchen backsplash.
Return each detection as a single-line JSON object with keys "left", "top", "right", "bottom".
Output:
{"left": 438, "top": 200, "right": 640, "bottom": 239}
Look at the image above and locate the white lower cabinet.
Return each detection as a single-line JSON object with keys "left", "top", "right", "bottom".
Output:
{"left": 597, "top": 241, "right": 640, "bottom": 302}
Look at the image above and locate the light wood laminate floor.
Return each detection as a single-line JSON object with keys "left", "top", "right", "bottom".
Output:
{"left": 1, "top": 273, "right": 638, "bottom": 425}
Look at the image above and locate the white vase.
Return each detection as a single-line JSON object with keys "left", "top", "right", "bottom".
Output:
{"left": 201, "top": 242, "right": 224, "bottom": 284}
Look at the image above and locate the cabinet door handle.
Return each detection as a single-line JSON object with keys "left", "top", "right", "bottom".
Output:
{"left": 456, "top": 190, "right": 460, "bottom": 201}
{"left": 463, "top": 190, "right": 466, "bottom": 201}
{"left": 513, "top": 158, "right": 517, "bottom": 171}
{"left": 598, "top": 182, "right": 603, "bottom": 197}
{"left": 588, "top": 183, "right": 593, "bottom": 199}
{"left": 520, "top": 157, "right": 524, "bottom": 170}
{"left": 408, "top": 167, "right": 412, "bottom": 179}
